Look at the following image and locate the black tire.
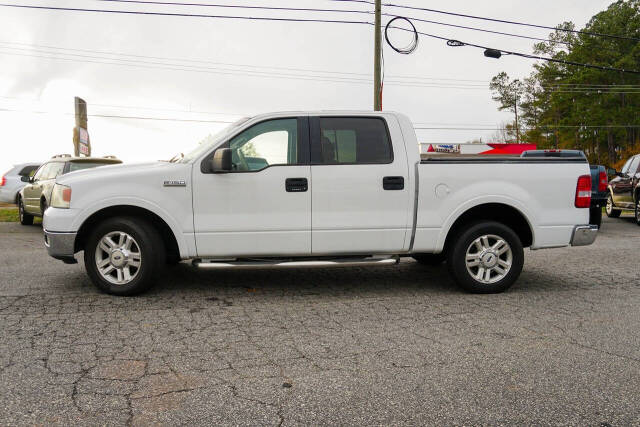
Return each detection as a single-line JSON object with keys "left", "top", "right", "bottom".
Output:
{"left": 605, "top": 193, "right": 621, "bottom": 218}
{"left": 589, "top": 206, "right": 603, "bottom": 228}
{"left": 84, "top": 216, "right": 165, "bottom": 296}
{"left": 447, "top": 221, "right": 524, "bottom": 294}
{"left": 412, "top": 253, "right": 446, "bottom": 266}
{"left": 635, "top": 197, "right": 640, "bottom": 226}
{"left": 40, "top": 198, "right": 48, "bottom": 216}
{"left": 18, "top": 196, "right": 34, "bottom": 225}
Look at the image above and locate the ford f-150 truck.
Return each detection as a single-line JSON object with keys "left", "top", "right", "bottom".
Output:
{"left": 43, "top": 111, "right": 598, "bottom": 296}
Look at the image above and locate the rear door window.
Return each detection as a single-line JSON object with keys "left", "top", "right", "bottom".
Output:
{"left": 313, "top": 117, "right": 393, "bottom": 165}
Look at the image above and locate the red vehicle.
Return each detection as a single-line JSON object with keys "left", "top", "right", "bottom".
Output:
{"left": 606, "top": 154, "right": 640, "bottom": 225}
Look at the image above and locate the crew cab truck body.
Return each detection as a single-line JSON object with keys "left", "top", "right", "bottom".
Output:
{"left": 43, "top": 111, "right": 598, "bottom": 295}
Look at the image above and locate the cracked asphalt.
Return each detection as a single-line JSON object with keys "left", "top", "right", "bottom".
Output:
{"left": 1, "top": 215, "right": 639, "bottom": 425}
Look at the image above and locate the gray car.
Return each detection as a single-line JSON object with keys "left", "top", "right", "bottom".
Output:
{"left": 18, "top": 155, "right": 122, "bottom": 225}
{"left": 0, "top": 162, "right": 41, "bottom": 204}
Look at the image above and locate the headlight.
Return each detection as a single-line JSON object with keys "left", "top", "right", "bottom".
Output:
{"left": 50, "top": 184, "right": 72, "bottom": 209}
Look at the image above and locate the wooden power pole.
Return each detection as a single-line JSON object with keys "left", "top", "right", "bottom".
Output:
{"left": 73, "top": 97, "right": 91, "bottom": 157}
{"left": 373, "top": 0, "right": 382, "bottom": 111}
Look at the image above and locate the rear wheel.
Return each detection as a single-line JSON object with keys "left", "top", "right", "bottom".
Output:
{"left": 412, "top": 253, "right": 445, "bottom": 266}
{"left": 605, "top": 193, "right": 621, "bottom": 218}
{"left": 18, "top": 196, "right": 34, "bottom": 225}
{"left": 447, "top": 221, "right": 524, "bottom": 294}
{"left": 84, "top": 217, "right": 164, "bottom": 296}
{"left": 635, "top": 197, "right": 640, "bottom": 226}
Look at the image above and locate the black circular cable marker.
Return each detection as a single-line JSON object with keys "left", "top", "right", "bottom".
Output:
{"left": 385, "top": 16, "right": 419, "bottom": 54}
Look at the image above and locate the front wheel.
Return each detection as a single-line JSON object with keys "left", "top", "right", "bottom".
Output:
{"left": 635, "top": 198, "right": 640, "bottom": 226}
{"left": 84, "top": 217, "right": 165, "bottom": 296}
{"left": 605, "top": 193, "right": 621, "bottom": 218}
{"left": 447, "top": 221, "right": 524, "bottom": 294}
{"left": 18, "top": 196, "right": 34, "bottom": 225}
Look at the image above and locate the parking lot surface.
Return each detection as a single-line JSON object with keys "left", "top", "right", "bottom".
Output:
{"left": 1, "top": 216, "right": 639, "bottom": 425}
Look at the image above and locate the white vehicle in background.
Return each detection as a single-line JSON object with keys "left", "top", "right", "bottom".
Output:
{"left": 0, "top": 162, "right": 41, "bottom": 204}
{"left": 43, "top": 111, "right": 598, "bottom": 296}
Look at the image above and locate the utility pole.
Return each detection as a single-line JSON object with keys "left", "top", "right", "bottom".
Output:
{"left": 514, "top": 94, "right": 520, "bottom": 144}
{"left": 73, "top": 97, "right": 91, "bottom": 157}
{"left": 373, "top": 0, "right": 382, "bottom": 111}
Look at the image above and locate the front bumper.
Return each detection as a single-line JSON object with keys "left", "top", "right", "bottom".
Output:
{"left": 570, "top": 225, "right": 598, "bottom": 246}
{"left": 43, "top": 229, "right": 77, "bottom": 262}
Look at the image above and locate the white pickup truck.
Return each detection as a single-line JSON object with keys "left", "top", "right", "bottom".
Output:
{"left": 43, "top": 111, "right": 598, "bottom": 295}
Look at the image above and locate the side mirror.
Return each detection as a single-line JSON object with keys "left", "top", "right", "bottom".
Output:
{"left": 211, "top": 148, "right": 232, "bottom": 173}
{"left": 20, "top": 175, "right": 30, "bottom": 182}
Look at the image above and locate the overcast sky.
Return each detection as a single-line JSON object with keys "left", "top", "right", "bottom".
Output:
{"left": 0, "top": 0, "right": 615, "bottom": 174}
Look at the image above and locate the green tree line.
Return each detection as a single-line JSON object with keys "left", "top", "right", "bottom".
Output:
{"left": 489, "top": 0, "right": 640, "bottom": 169}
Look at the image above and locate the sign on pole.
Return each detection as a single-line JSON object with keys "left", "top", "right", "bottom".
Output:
{"left": 73, "top": 97, "right": 91, "bottom": 157}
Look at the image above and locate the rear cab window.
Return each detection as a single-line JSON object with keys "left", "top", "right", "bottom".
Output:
{"left": 312, "top": 117, "right": 393, "bottom": 165}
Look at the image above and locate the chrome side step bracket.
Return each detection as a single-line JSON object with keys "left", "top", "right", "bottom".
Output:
{"left": 193, "top": 256, "right": 399, "bottom": 269}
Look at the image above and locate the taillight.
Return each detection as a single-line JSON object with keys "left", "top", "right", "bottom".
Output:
{"left": 575, "top": 175, "right": 592, "bottom": 208}
{"left": 598, "top": 170, "right": 608, "bottom": 192}
{"left": 0, "top": 176, "right": 5, "bottom": 187}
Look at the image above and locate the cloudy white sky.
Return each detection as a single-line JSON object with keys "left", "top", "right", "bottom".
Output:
{"left": 0, "top": 0, "right": 615, "bottom": 174}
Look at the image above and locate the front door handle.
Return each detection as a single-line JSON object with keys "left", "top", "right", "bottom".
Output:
{"left": 383, "top": 176, "right": 404, "bottom": 190}
{"left": 285, "top": 178, "right": 308, "bottom": 192}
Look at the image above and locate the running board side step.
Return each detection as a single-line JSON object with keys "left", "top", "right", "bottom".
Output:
{"left": 193, "top": 256, "right": 399, "bottom": 269}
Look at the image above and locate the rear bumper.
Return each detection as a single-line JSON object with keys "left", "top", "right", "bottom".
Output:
{"left": 44, "top": 229, "right": 77, "bottom": 262}
{"left": 570, "top": 225, "right": 598, "bottom": 246}
{"left": 0, "top": 187, "right": 17, "bottom": 204}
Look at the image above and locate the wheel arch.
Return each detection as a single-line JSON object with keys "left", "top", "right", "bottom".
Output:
{"left": 441, "top": 202, "right": 533, "bottom": 254}
{"left": 74, "top": 205, "right": 181, "bottom": 263}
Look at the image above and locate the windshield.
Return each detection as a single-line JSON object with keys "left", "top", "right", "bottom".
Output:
{"left": 179, "top": 117, "right": 252, "bottom": 163}
{"left": 68, "top": 161, "right": 120, "bottom": 173}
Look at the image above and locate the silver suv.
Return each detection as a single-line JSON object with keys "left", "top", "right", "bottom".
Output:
{"left": 0, "top": 163, "right": 41, "bottom": 204}
{"left": 18, "top": 155, "right": 122, "bottom": 225}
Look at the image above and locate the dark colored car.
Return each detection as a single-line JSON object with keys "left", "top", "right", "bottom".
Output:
{"left": 606, "top": 154, "right": 640, "bottom": 225}
{"left": 521, "top": 150, "right": 606, "bottom": 227}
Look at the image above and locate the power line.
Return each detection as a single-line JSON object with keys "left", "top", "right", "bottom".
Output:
{"left": 0, "top": 107, "right": 236, "bottom": 123}
{"left": 0, "top": 40, "right": 490, "bottom": 84}
{"left": 331, "top": 0, "right": 640, "bottom": 42}
{"left": 4, "top": 3, "right": 638, "bottom": 75}
{"left": 388, "top": 25, "right": 640, "bottom": 75}
{"left": 0, "top": 47, "right": 498, "bottom": 89}
{"left": 0, "top": 3, "right": 373, "bottom": 25}
{"left": 91, "top": 0, "right": 571, "bottom": 46}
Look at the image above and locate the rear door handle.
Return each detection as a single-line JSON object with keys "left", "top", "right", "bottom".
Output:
{"left": 285, "top": 178, "right": 308, "bottom": 192}
{"left": 383, "top": 176, "right": 404, "bottom": 190}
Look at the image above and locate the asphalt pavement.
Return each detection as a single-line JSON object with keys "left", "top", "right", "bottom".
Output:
{"left": 1, "top": 216, "right": 639, "bottom": 425}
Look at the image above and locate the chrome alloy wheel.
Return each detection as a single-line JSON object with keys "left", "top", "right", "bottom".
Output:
{"left": 606, "top": 195, "right": 613, "bottom": 215}
{"left": 95, "top": 231, "right": 142, "bottom": 285}
{"left": 465, "top": 234, "right": 513, "bottom": 284}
